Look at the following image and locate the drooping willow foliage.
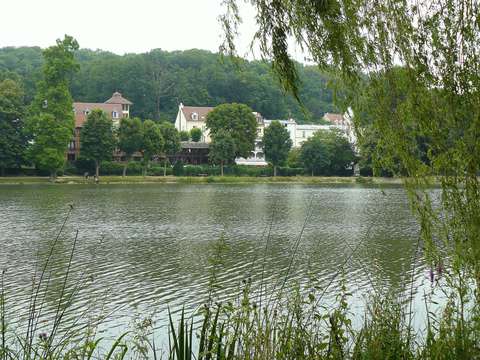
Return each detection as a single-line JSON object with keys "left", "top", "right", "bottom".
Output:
{"left": 221, "top": 0, "right": 480, "bottom": 284}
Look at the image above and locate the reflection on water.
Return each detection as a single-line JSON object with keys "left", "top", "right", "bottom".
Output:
{"left": 0, "top": 183, "right": 430, "bottom": 341}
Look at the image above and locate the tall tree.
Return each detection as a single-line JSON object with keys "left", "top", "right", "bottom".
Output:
{"left": 159, "top": 122, "right": 180, "bottom": 176}
{"left": 300, "top": 134, "right": 330, "bottom": 176}
{"left": 263, "top": 121, "right": 292, "bottom": 176}
{"left": 140, "top": 120, "right": 164, "bottom": 176}
{"left": 206, "top": 103, "right": 257, "bottom": 158}
{"left": 209, "top": 130, "right": 236, "bottom": 176}
{"left": 0, "top": 78, "right": 26, "bottom": 176}
{"left": 118, "top": 117, "right": 143, "bottom": 177}
{"left": 80, "top": 109, "right": 115, "bottom": 178}
{"left": 25, "top": 35, "right": 79, "bottom": 179}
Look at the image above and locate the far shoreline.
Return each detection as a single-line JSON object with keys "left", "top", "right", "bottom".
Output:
{"left": 0, "top": 175, "right": 409, "bottom": 186}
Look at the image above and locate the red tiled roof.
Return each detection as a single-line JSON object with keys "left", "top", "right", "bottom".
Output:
{"left": 105, "top": 91, "right": 133, "bottom": 105}
{"left": 73, "top": 102, "right": 123, "bottom": 128}
{"left": 181, "top": 105, "right": 214, "bottom": 121}
{"left": 323, "top": 113, "right": 344, "bottom": 125}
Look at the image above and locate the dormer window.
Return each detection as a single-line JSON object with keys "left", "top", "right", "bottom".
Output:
{"left": 191, "top": 112, "right": 198, "bottom": 120}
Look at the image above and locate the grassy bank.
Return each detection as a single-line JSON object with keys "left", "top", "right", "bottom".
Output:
{"left": 0, "top": 175, "right": 404, "bottom": 185}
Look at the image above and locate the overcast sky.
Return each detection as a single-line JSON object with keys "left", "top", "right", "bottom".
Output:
{"left": 1, "top": 0, "right": 310, "bottom": 61}
{"left": 1, "top": 0, "right": 258, "bottom": 55}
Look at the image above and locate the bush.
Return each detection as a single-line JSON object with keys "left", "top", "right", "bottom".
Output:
{"left": 277, "top": 167, "right": 304, "bottom": 176}
{"left": 147, "top": 165, "right": 173, "bottom": 176}
{"left": 98, "top": 161, "right": 144, "bottom": 176}
{"left": 74, "top": 158, "right": 95, "bottom": 175}
{"left": 176, "top": 165, "right": 303, "bottom": 177}
{"left": 173, "top": 161, "right": 184, "bottom": 176}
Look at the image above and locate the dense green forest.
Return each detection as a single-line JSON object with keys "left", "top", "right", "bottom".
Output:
{"left": 0, "top": 46, "right": 339, "bottom": 123}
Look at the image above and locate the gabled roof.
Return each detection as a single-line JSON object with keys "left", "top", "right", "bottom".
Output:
{"left": 323, "top": 113, "right": 344, "bottom": 124}
{"left": 105, "top": 91, "right": 133, "bottom": 105}
{"left": 73, "top": 102, "right": 122, "bottom": 128}
{"left": 181, "top": 105, "right": 214, "bottom": 121}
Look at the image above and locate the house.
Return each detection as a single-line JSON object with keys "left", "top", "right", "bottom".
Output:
{"left": 175, "top": 103, "right": 214, "bottom": 142}
{"left": 173, "top": 103, "right": 357, "bottom": 165}
{"left": 68, "top": 92, "right": 132, "bottom": 161}
{"left": 323, "top": 112, "right": 346, "bottom": 125}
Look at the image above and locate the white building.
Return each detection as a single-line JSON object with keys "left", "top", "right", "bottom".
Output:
{"left": 173, "top": 103, "right": 357, "bottom": 165}
{"left": 175, "top": 103, "right": 214, "bottom": 142}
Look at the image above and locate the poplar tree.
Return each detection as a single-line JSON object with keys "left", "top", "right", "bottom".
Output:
{"left": 25, "top": 35, "right": 79, "bottom": 179}
{"left": 80, "top": 109, "right": 115, "bottom": 178}
{"left": 140, "top": 120, "right": 164, "bottom": 176}
{"left": 118, "top": 117, "right": 143, "bottom": 177}
{"left": 0, "top": 78, "right": 26, "bottom": 176}
{"left": 159, "top": 122, "right": 180, "bottom": 176}
{"left": 263, "top": 120, "right": 292, "bottom": 176}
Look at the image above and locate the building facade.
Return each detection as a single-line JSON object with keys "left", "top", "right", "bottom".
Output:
{"left": 68, "top": 92, "right": 132, "bottom": 161}
{"left": 173, "top": 103, "right": 356, "bottom": 165}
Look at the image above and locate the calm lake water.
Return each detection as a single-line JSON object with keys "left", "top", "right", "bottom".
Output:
{"left": 0, "top": 183, "right": 434, "bottom": 343}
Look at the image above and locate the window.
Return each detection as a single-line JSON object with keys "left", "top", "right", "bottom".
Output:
{"left": 122, "top": 104, "right": 129, "bottom": 111}
{"left": 112, "top": 111, "right": 118, "bottom": 118}
{"left": 191, "top": 112, "right": 198, "bottom": 120}
{"left": 302, "top": 131, "right": 306, "bottom": 138}
{"left": 84, "top": 109, "right": 90, "bottom": 115}
{"left": 68, "top": 140, "right": 75, "bottom": 150}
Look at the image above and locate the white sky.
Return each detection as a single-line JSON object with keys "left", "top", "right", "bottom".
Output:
{"left": 0, "top": 0, "right": 256, "bottom": 55}
{"left": 1, "top": 0, "right": 309, "bottom": 61}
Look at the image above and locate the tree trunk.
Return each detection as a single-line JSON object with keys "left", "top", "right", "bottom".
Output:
{"left": 221, "top": 161, "right": 224, "bottom": 176}
{"left": 50, "top": 169, "right": 56, "bottom": 182}
{"left": 95, "top": 160, "right": 100, "bottom": 178}
{"left": 164, "top": 158, "right": 168, "bottom": 176}
{"left": 274, "top": 165, "right": 277, "bottom": 177}
{"left": 122, "top": 162, "right": 128, "bottom": 177}
{"left": 0, "top": 166, "right": 4, "bottom": 177}
{"left": 311, "top": 170, "right": 314, "bottom": 177}
{"left": 143, "top": 161, "right": 148, "bottom": 177}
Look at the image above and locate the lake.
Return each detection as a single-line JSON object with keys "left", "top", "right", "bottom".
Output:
{"left": 0, "top": 183, "right": 432, "bottom": 343}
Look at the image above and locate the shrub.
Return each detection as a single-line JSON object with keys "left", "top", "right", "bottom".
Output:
{"left": 173, "top": 161, "right": 184, "bottom": 176}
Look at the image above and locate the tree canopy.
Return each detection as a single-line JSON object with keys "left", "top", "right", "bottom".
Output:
{"left": 206, "top": 103, "right": 258, "bottom": 158}
{"left": 0, "top": 78, "right": 26, "bottom": 175}
{"left": 159, "top": 121, "right": 181, "bottom": 176}
{"left": 0, "top": 47, "right": 340, "bottom": 123}
{"left": 140, "top": 120, "right": 164, "bottom": 176}
{"left": 301, "top": 130, "right": 355, "bottom": 176}
{"left": 209, "top": 130, "right": 236, "bottom": 176}
{"left": 262, "top": 121, "right": 292, "bottom": 176}
{"left": 80, "top": 109, "right": 115, "bottom": 177}
{"left": 118, "top": 117, "right": 143, "bottom": 176}
{"left": 25, "top": 35, "right": 79, "bottom": 178}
